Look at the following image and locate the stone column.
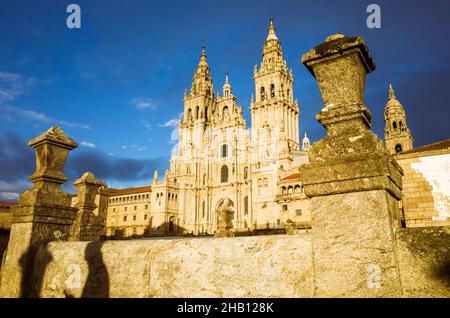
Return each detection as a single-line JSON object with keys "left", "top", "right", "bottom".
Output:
{"left": 0, "top": 126, "right": 78, "bottom": 297}
{"left": 69, "top": 172, "right": 105, "bottom": 241}
{"left": 299, "top": 34, "right": 404, "bottom": 297}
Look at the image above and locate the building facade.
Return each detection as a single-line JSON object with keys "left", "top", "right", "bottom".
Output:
{"left": 69, "top": 21, "right": 448, "bottom": 239}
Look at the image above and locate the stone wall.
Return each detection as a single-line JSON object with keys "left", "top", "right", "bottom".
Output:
{"left": 396, "top": 153, "right": 450, "bottom": 227}
{"left": 396, "top": 227, "right": 450, "bottom": 297}
{"left": 32, "top": 235, "right": 314, "bottom": 298}
{"left": 28, "top": 230, "right": 450, "bottom": 298}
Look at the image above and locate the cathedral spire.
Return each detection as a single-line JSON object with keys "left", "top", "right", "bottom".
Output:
{"left": 266, "top": 17, "right": 279, "bottom": 42}
{"left": 389, "top": 81, "right": 396, "bottom": 99}
{"left": 190, "top": 46, "right": 214, "bottom": 97}
{"left": 222, "top": 73, "right": 231, "bottom": 98}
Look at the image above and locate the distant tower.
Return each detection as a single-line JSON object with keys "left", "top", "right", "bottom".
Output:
{"left": 251, "top": 18, "right": 299, "bottom": 147}
{"left": 302, "top": 132, "right": 310, "bottom": 151}
{"left": 384, "top": 82, "right": 413, "bottom": 154}
{"left": 182, "top": 46, "right": 215, "bottom": 127}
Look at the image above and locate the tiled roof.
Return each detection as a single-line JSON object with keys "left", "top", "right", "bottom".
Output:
{"left": 398, "top": 139, "right": 450, "bottom": 156}
{"left": 100, "top": 185, "right": 152, "bottom": 197}
{"left": 0, "top": 201, "right": 17, "bottom": 208}
{"left": 281, "top": 172, "right": 301, "bottom": 181}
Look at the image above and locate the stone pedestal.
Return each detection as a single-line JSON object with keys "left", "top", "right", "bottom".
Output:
{"left": 69, "top": 172, "right": 105, "bottom": 241}
{"left": 0, "top": 127, "right": 78, "bottom": 297}
{"left": 299, "top": 34, "right": 404, "bottom": 297}
{"left": 214, "top": 199, "right": 235, "bottom": 238}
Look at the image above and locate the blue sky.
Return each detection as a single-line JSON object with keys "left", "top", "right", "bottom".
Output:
{"left": 0, "top": 0, "right": 449, "bottom": 199}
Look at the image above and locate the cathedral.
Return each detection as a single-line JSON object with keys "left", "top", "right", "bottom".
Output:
{"left": 152, "top": 18, "right": 310, "bottom": 235}
{"left": 94, "top": 19, "right": 449, "bottom": 238}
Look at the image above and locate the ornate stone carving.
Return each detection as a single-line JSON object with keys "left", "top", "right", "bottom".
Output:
{"left": 214, "top": 199, "right": 235, "bottom": 238}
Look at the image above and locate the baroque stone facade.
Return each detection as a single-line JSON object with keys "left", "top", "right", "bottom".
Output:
{"left": 93, "top": 19, "right": 312, "bottom": 238}
{"left": 78, "top": 20, "right": 449, "bottom": 239}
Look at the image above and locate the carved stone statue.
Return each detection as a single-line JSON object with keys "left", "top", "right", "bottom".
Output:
{"left": 214, "top": 198, "right": 235, "bottom": 238}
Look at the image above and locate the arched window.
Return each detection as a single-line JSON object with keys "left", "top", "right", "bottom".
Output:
{"left": 260, "top": 87, "right": 266, "bottom": 101}
{"left": 244, "top": 167, "right": 249, "bottom": 180}
{"left": 187, "top": 108, "right": 192, "bottom": 121}
{"left": 395, "top": 144, "right": 403, "bottom": 153}
{"left": 393, "top": 121, "right": 397, "bottom": 129}
{"left": 221, "top": 144, "right": 228, "bottom": 158}
{"left": 221, "top": 165, "right": 229, "bottom": 183}
{"left": 203, "top": 173, "right": 207, "bottom": 186}
{"left": 282, "top": 186, "right": 287, "bottom": 195}
{"left": 222, "top": 106, "right": 229, "bottom": 119}
{"left": 399, "top": 121, "right": 404, "bottom": 131}
{"left": 294, "top": 185, "right": 301, "bottom": 194}
{"left": 196, "top": 106, "right": 199, "bottom": 119}
{"left": 205, "top": 106, "right": 208, "bottom": 121}
{"left": 244, "top": 196, "right": 249, "bottom": 215}
{"left": 287, "top": 88, "right": 290, "bottom": 99}
{"left": 270, "top": 84, "right": 275, "bottom": 98}
{"left": 288, "top": 186, "right": 293, "bottom": 194}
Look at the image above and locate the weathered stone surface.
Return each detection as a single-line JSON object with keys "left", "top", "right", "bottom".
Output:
{"left": 33, "top": 235, "right": 314, "bottom": 298}
{"left": 310, "top": 191, "right": 402, "bottom": 297}
{"left": 0, "top": 126, "right": 77, "bottom": 297}
{"left": 298, "top": 34, "right": 404, "bottom": 297}
{"left": 396, "top": 227, "right": 450, "bottom": 297}
{"left": 25, "top": 228, "right": 450, "bottom": 298}
{"left": 69, "top": 172, "right": 106, "bottom": 241}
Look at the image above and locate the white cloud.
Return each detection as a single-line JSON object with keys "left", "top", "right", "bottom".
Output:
{"left": 141, "top": 119, "right": 152, "bottom": 131}
{"left": 0, "top": 105, "right": 91, "bottom": 130}
{"left": 130, "top": 144, "right": 146, "bottom": 152}
{"left": 0, "top": 179, "right": 32, "bottom": 201}
{"left": 0, "top": 70, "right": 90, "bottom": 130}
{"left": 0, "top": 71, "right": 37, "bottom": 104}
{"left": 131, "top": 98, "right": 157, "bottom": 111}
{"left": 80, "top": 141, "right": 96, "bottom": 148}
{"left": 0, "top": 192, "right": 19, "bottom": 201}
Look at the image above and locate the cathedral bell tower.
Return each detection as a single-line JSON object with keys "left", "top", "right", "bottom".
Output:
{"left": 251, "top": 18, "right": 299, "bottom": 157}
{"left": 384, "top": 82, "right": 413, "bottom": 154}
{"left": 182, "top": 46, "right": 216, "bottom": 128}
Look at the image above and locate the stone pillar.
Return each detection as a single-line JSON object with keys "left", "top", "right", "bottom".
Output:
{"left": 69, "top": 172, "right": 105, "bottom": 241}
{"left": 0, "top": 126, "right": 78, "bottom": 297}
{"left": 299, "top": 34, "right": 404, "bottom": 297}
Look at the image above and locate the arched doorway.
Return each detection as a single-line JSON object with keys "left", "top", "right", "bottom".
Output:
{"left": 168, "top": 215, "right": 176, "bottom": 233}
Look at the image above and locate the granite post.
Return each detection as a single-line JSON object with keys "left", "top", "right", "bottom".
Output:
{"left": 0, "top": 126, "right": 78, "bottom": 297}
{"left": 299, "top": 34, "right": 404, "bottom": 297}
{"left": 69, "top": 172, "right": 105, "bottom": 241}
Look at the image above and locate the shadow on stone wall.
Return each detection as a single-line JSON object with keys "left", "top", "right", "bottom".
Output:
{"left": 0, "top": 230, "right": 9, "bottom": 272}
{"left": 397, "top": 226, "right": 450, "bottom": 295}
{"left": 29, "top": 241, "right": 53, "bottom": 297}
{"left": 82, "top": 241, "right": 109, "bottom": 297}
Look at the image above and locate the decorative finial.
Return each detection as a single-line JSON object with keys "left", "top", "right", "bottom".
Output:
{"left": 266, "top": 16, "right": 278, "bottom": 41}
{"left": 225, "top": 73, "right": 229, "bottom": 84}
{"left": 389, "top": 81, "right": 396, "bottom": 99}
